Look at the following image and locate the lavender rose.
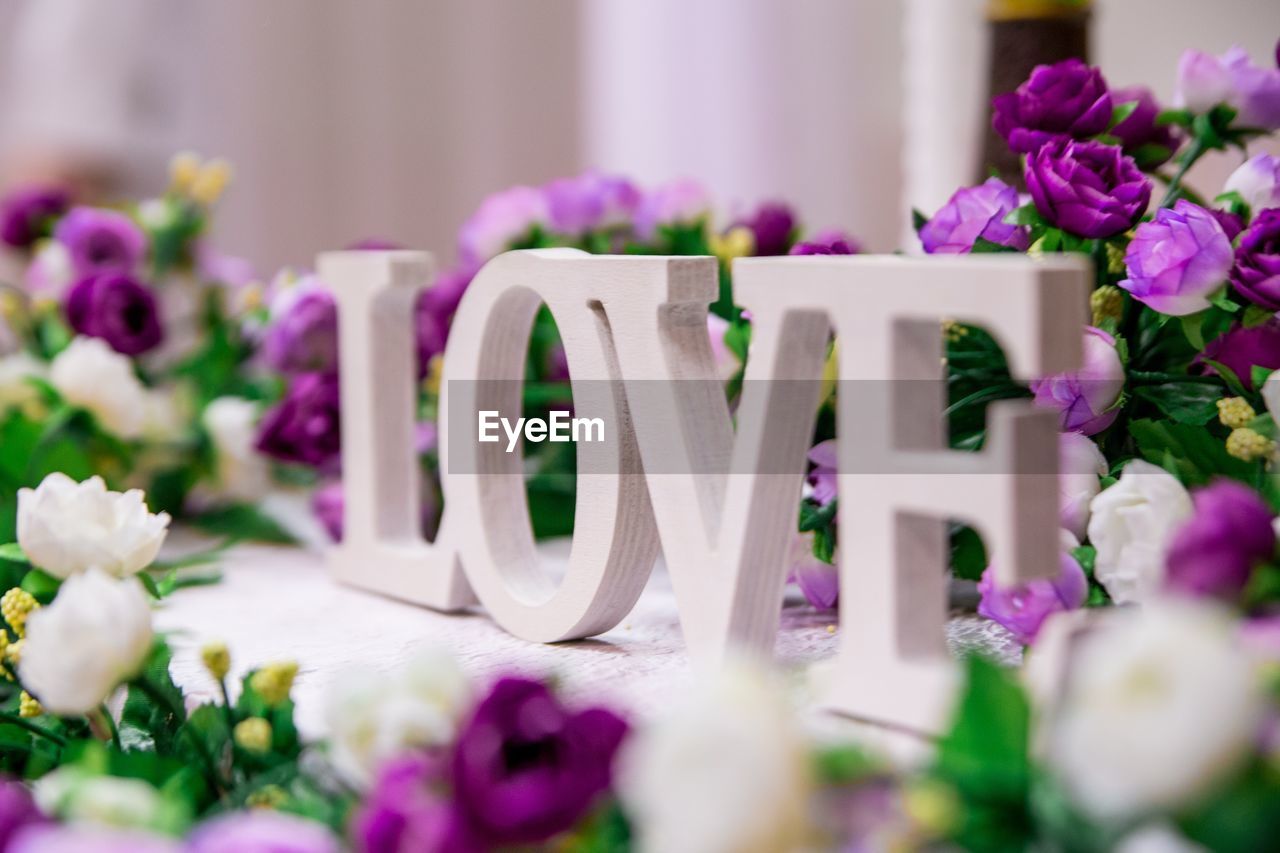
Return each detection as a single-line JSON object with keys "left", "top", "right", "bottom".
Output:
{"left": 53, "top": 207, "right": 147, "bottom": 277}
{"left": 1224, "top": 154, "right": 1280, "bottom": 216}
{"left": 735, "top": 202, "right": 797, "bottom": 257}
{"left": 1110, "top": 86, "right": 1179, "bottom": 168}
{"left": 352, "top": 753, "right": 459, "bottom": 853}
{"left": 186, "top": 811, "right": 339, "bottom": 853}
{"left": 789, "top": 229, "right": 861, "bottom": 256}
{"left": 1031, "top": 326, "right": 1125, "bottom": 435}
{"left": 1120, "top": 200, "right": 1234, "bottom": 316}
{"left": 543, "top": 171, "right": 640, "bottom": 234}
{"left": 992, "top": 58, "right": 1112, "bottom": 154}
{"left": 807, "top": 439, "right": 837, "bottom": 506}
{"left": 1230, "top": 208, "right": 1280, "bottom": 310}
{"left": 1197, "top": 317, "right": 1280, "bottom": 391}
{"left": 1165, "top": 480, "right": 1277, "bottom": 600}
{"left": 978, "top": 549, "right": 1088, "bottom": 645}
{"left": 415, "top": 266, "right": 473, "bottom": 373}
{"left": 451, "top": 677, "right": 627, "bottom": 846}
{"left": 457, "top": 186, "right": 549, "bottom": 266}
{"left": 256, "top": 372, "right": 341, "bottom": 468}
{"left": 634, "top": 178, "right": 711, "bottom": 240}
{"left": 1177, "top": 45, "right": 1280, "bottom": 129}
{"left": 263, "top": 279, "right": 338, "bottom": 374}
{"left": 1025, "top": 139, "right": 1150, "bottom": 239}
{"left": 0, "top": 779, "right": 46, "bottom": 851}
{"left": 64, "top": 272, "right": 164, "bottom": 355}
{"left": 919, "top": 177, "right": 1029, "bottom": 254}
{"left": 0, "top": 186, "right": 70, "bottom": 248}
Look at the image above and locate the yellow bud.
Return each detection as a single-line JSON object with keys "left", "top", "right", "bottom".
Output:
{"left": 233, "top": 718, "right": 273, "bottom": 753}
{"left": 1091, "top": 285, "right": 1124, "bottom": 326}
{"left": 250, "top": 661, "right": 298, "bottom": 706}
{"left": 201, "top": 642, "right": 231, "bottom": 682}
{"left": 1104, "top": 242, "right": 1128, "bottom": 277}
{"left": 169, "top": 151, "right": 202, "bottom": 193}
{"left": 941, "top": 318, "right": 969, "bottom": 344}
{"left": 18, "top": 692, "right": 41, "bottom": 718}
{"left": 1217, "top": 397, "right": 1257, "bottom": 430}
{"left": 709, "top": 226, "right": 755, "bottom": 265}
{"left": 246, "top": 785, "right": 288, "bottom": 809}
{"left": 0, "top": 632, "right": 9, "bottom": 681}
{"left": 423, "top": 353, "right": 444, "bottom": 397}
{"left": 902, "top": 779, "right": 961, "bottom": 838}
{"left": 1, "top": 589, "right": 39, "bottom": 637}
{"left": 5, "top": 639, "right": 22, "bottom": 668}
{"left": 1226, "top": 428, "right": 1276, "bottom": 462}
{"left": 190, "top": 158, "right": 233, "bottom": 206}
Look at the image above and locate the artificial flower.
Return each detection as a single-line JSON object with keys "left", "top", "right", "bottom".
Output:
{"left": 457, "top": 185, "right": 549, "bottom": 266}
{"left": 17, "top": 473, "right": 169, "bottom": 579}
{"left": 788, "top": 531, "right": 838, "bottom": 610}
{"left": 1264, "top": 369, "right": 1280, "bottom": 419}
{"left": 23, "top": 240, "right": 73, "bottom": 297}
{"left": 49, "top": 336, "right": 150, "bottom": 438}
{"left": 1177, "top": 45, "right": 1280, "bottom": 129}
{"left": 1196, "top": 316, "right": 1280, "bottom": 390}
{"left": 1230, "top": 207, "right": 1280, "bottom": 310}
{"left": 64, "top": 272, "right": 164, "bottom": 355}
{"left": 351, "top": 753, "right": 456, "bottom": 853}
{"left": 1059, "top": 431, "right": 1107, "bottom": 539}
{"left": 619, "top": 662, "right": 813, "bottom": 853}
{"left": 450, "top": 676, "right": 627, "bottom": 846}
{"left": 978, "top": 532, "right": 1088, "bottom": 645}
{"left": 633, "top": 178, "right": 711, "bottom": 240}
{"left": 1048, "top": 598, "right": 1262, "bottom": 819}
{"left": 1223, "top": 153, "right": 1280, "bottom": 216}
{"left": 1176, "top": 48, "right": 1236, "bottom": 114}
{"left": 255, "top": 372, "right": 342, "bottom": 468}
{"left": 415, "top": 267, "right": 473, "bottom": 374}
{"left": 186, "top": 811, "right": 340, "bottom": 853}
{"left": 1087, "top": 460, "right": 1193, "bottom": 604}
{"left": 34, "top": 770, "right": 180, "bottom": 834}
{"left": 202, "top": 397, "right": 270, "bottom": 503}
{"left": 735, "top": 202, "right": 797, "bottom": 256}
{"left": 20, "top": 569, "right": 154, "bottom": 715}
{"left": 262, "top": 275, "right": 338, "bottom": 374}
{"left": 542, "top": 171, "right": 640, "bottom": 234}
{"left": 9, "top": 825, "right": 178, "bottom": 853}
{"left": 1109, "top": 86, "right": 1179, "bottom": 168}
{"left": 1120, "top": 200, "right": 1234, "bottom": 315}
{"left": 991, "top": 58, "right": 1113, "bottom": 154}
{"left": 1165, "top": 480, "right": 1276, "bottom": 600}
{"left": 53, "top": 207, "right": 148, "bottom": 278}
{"left": 0, "top": 185, "right": 70, "bottom": 249}
{"left": 311, "top": 481, "right": 344, "bottom": 542}
{"left": 1025, "top": 139, "right": 1150, "bottom": 239}
{"left": 807, "top": 439, "right": 838, "bottom": 506}
{"left": 1030, "top": 326, "right": 1125, "bottom": 435}
{"left": 919, "top": 177, "right": 1029, "bottom": 254}
{"left": 0, "top": 779, "right": 46, "bottom": 850}
{"left": 325, "top": 649, "right": 471, "bottom": 788}
{"left": 789, "top": 228, "right": 860, "bottom": 255}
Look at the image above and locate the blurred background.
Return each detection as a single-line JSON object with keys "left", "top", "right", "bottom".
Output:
{"left": 0, "top": 0, "right": 1277, "bottom": 272}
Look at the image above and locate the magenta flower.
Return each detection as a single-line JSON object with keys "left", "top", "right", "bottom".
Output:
{"left": 788, "top": 532, "right": 838, "bottom": 610}
{"left": 634, "top": 178, "right": 711, "bottom": 240}
{"left": 1110, "top": 86, "right": 1179, "bottom": 168}
{"left": 1177, "top": 45, "right": 1280, "bottom": 129}
{"left": 992, "top": 58, "right": 1113, "bottom": 154}
{"left": 64, "top": 271, "right": 164, "bottom": 355}
{"left": 352, "top": 753, "right": 463, "bottom": 853}
{"left": 10, "top": 825, "right": 177, "bottom": 853}
{"left": 1059, "top": 431, "right": 1107, "bottom": 540}
{"left": 1197, "top": 316, "right": 1280, "bottom": 390}
{"left": 187, "top": 811, "right": 340, "bottom": 853}
{"left": 919, "top": 177, "right": 1029, "bottom": 254}
{"left": 0, "top": 779, "right": 46, "bottom": 851}
{"left": 1120, "top": 200, "right": 1233, "bottom": 316}
{"left": 53, "top": 207, "right": 147, "bottom": 277}
{"left": 415, "top": 266, "right": 473, "bottom": 374}
{"left": 1224, "top": 154, "right": 1280, "bottom": 216}
{"left": 735, "top": 202, "right": 797, "bottom": 256}
{"left": 790, "top": 228, "right": 861, "bottom": 255}
{"left": 0, "top": 185, "right": 69, "bottom": 248}
{"left": 457, "top": 186, "right": 549, "bottom": 266}
{"left": 978, "top": 550, "right": 1087, "bottom": 645}
{"left": 264, "top": 279, "right": 339, "bottom": 374}
{"left": 451, "top": 677, "right": 627, "bottom": 846}
{"left": 807, "top": 439, "right": 837, "bottom": 506}
{"left": 1031, "top": 327, "right": 1125, "bottom": 435}
{"left": 1165, "top": 480, "right": 1276, "bottom": 601}
{"left": 1231, "top": 208, "right": 1280, "bottom": 310}
{"left": 256, "top": 372, "right": 342, "bottom": 468}
{"left": 543, "top": 171, "right": 640, "bottom": 234}
{"left": 1025, "top": 139, "right": 1150, "bottom": 239}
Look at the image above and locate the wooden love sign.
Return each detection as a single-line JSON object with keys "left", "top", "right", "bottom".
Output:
{"left": 320, "top": 248, "right": 1088, "bottom": 732}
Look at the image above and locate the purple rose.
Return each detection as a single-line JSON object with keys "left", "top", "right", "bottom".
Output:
{"left": 1231, "top": 208, "right": 1280, "bottom": 310}
{"left": 1223, "top": 154, "right": 1280, "bottom": 217}
{"left": 415, "top": 267, "right": 473, "bottom": 373}
{"left": 352, "top": 753, "right": 462, "bottom": 853}
{"left": 788, "top": 531, "right": 838, "bottom": 610}
{"left": 264, "top": 279, "right": 339, "bottom": 374}
{"left": 1025, "top": 139, "right": 1150, "bottom": 239}
{"left": 735, "top": 202, "right": 797, "bottom": 257}
{"left": 1177, "top": 46, "right": 1280, "bottom": 130}
{"left": 978, "top": 550, "right": 1087, "bottom": 645}
{"left": 1165, "top": 480, "right": 1276, "bottom": 600}
{"left": 187, "top": 811, "right": 340, "bottom": 853}
{"left": 1210, "top": 207, "right": 1246, "bottom": 243}
{"left": 1031, "top": 326, "right": 1125, "bottom": 435}
{"left": 789, "top": 228, "right": 861, "bottom": 256}
{"left": 0, "top": 779, "right": 46, "bottom": 851}
{"left": 64, "top": 272, "right": 164, "bottom": 355}
{"left": 256, "top": 372, "right": 342, "bottom": 468}
{"left": 1059, "top": 431, "right": 1107, "bottom": 540}
{"left": 457, "top": 186, "right": 549, "bottom": 267}
{"left": 992, "top": 58, "right": 1113, "bottom": 154}
{"left": 0, "top": 185, "right": 70, "bottom": 248}
{"left": 53, "top": 207, "right": 147, "bottom": 277}
{"left": 451, "top": 677, "right": 627, "bottom": 846}
{"left": 919, "top": 177, "right": 1030, "bottom": 254}
{"left": 543, "top": 172, "right": 640, "bottom": 234}
{"left": 1197, "top": 317, "right": 1280, "bottom": 391}
{"left": 10, "top": 826, "right": 177, "bottom": 853}
{"left": 634, "top": 178, "right": 711, "bottom": 240}
{"left": 1119, "top": 200, "right": 1234, "bottom": 316}
{"left": 807, "top": 439, "right": 837, "bottom": 506}
{"left": 1110, "top": 86, "right": 1179, "bottom": 168}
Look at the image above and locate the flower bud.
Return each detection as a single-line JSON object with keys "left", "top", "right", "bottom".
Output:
{"left": 1217, "top": 397, "right": 1257, "bottom": 429}
{"left": 1090, "top": 285, "right": 1124, "bottom": 326}
{"left": 201, "top": 642, "right": 231, "bottom": 682}
{"left": 234, "top": 718, "right": 273, "bottom": 753}
{"left": 249, "top": 661, "right": 298, "bottom": 706}
{"left": 168, "top": 151, "right": 201, "bottom": 194}
{"left": 1, "top": 589, "right": 39, "bottom": 637}
{"left": 18, "top": 692, "right": 41, "bottom": 718}
{"left": 190, "top": 159, "right": 233, "bottom": 206}
{"left": 1226, "top": 427, "right": 1276, "bottom": 461}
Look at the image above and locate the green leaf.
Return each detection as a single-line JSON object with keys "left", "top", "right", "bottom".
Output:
{"left": 1203, "top": 359, "right": 1248, "bottom": 397}
{"left": 949, "top": 524, "right": 988, "bottom": 582}
{"left": 1108, "top": 100, "right": 1139, "bottom": 130}
{"left": 970, "top": 237, "right": 1018, "bottom": 254}
{"left": 813, "top": 744, "right": 879, "bottom": 785}
{"left": 798, "top": 499, "right": 838, "bottom": 533}
{"left": 0, "top": 544, "right": 26, "bottom": 564}
{"left": 912, "top": 208, "right": 929, "bottom": 233}
{"left": 1132, "top": 383, "right": 1221, "bottom": 425}
{"left": 1180, "top": 312, "right": 1206, "bottom": 350}
{"left": 1004, "top": 203, "right": 1043, "bottom": 227}
{"left": 811, "top": 527, "right": 835, "bottom": 564}
{"left": 1130, "top": 418, "right": 1256, "bottom": 485}
{"left": 19, "top": 569, "right": 60, "bottom": 603}
{"left": 1209, "top": 291, "right": 1241, "bottom": 313}
{"left": 1128, "top": 142, "right": 1175, "bottom": 171}
{"left": 1251, "top": 366, "right": 1274, "bottom": 391}
{"left": 1156, "top": 107, "right": 1193, "bottom": 128}
{"left": 188, "top": 504, "right": 296, "bottom": 545}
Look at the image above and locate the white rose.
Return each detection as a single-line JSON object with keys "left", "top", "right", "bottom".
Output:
{"left": 1060, "top": 432, "right": 1107, "bottom": 540}
{"left": 1115, "top": 823, "right": 1208, "bottom": 853}
{"left": 202, "top": 397, "right": 270, "bottom": 502}
{"left": 18, "top": 473, "right": 170, "bottom": 579}
{"left": 35, "top": 769, "right": 171, "bottom": 831}
{"left": 1087, "top": 460, "right": 1192, "bottom": 604}
{"left": 618, "top": 662, "right": 812, "bottom": 853}
{"left": 49, "top": 337, "right": 149, "bottom": 439}
{"left": 1223, "top": 154, "right": 1280, "bottom": 216}
{"left": 0, "top": 351, "right": 45, "bottom": 415}
{"left": 24, "top": 240, "right": 72, "bottom": 297}
{"left": 1048, "top": 598, "right": 1262, "bottom": 820}
{"left": 20, "top": 569, "right": 154, "bottom": 715}
{"left": 325, "top": 647, "right": 470, "bottom": 787}
{"left": 1264, "top": 371, "right": 1280, "bottom": 421}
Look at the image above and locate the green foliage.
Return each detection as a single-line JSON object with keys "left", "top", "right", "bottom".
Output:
{"left": 949, "top": 524, "right": 988, "bottom": 582}
{"left": 1129, "top": 418, "right": 1257, "bottom": 486}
